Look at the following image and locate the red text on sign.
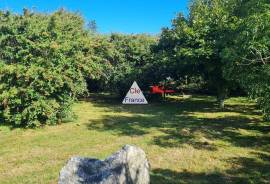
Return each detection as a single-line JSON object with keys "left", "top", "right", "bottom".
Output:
{"left": 129, "top": 88, "right": 141, "bottom": 94}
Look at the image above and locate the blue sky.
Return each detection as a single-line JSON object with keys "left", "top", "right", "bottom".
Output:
{"left": 0, "top": 0, "right": 189, "bottom": 34}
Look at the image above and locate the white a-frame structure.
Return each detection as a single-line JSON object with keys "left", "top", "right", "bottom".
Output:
{"left": 122, "top": 81, "right": 148, "bottom": 104}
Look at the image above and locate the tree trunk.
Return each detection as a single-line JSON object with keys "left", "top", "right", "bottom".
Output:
{"left": 219, "top": 99, "right": 225, "bottom": 109}
{"left": 217, "top": 85, "right": 228, "bottom": 109}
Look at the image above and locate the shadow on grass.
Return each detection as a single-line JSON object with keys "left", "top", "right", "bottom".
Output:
{"left": 0, "top": 121, "right": 23, "bottom": 130}
{"left": 152, "top": 115, "right": 270, "bottom": 150}
{"left": 226, "top": 152, "right": 270, "bottom": 183}
{"left": 87, "top": 94, "right": 269, "bottom": 151}
{"left": 85, "top": 94, "right": 270, "bottom": 183}
{"left": 151, "top": 152, "right": 270, "bottom": 184}
{"left": 151, "top": 169, "right": 232, "bottom": 184}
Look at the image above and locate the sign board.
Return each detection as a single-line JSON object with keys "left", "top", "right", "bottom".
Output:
{"left": 122, "top": 81, "right": 148, "bottom": 104}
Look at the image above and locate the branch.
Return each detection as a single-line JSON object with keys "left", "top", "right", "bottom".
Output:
{"left": 237, "top": 49, "right": 270, "bottom": 66}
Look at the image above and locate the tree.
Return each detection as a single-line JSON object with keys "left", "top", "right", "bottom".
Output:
{"left": 222, "top": 0, "right": 270, "bottom": 119}
{"left": 156, "top": 0, "right": 270, "bottom": 118}
{"left": 155, "top": 0, "right": 242, "bottom": 108}
{"left": 0, "top": 10, "right": 99, "bottom": 127}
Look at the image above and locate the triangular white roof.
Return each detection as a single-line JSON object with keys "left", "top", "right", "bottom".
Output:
{"left": 122, "top": 81, "right": 148, "bottom": 104}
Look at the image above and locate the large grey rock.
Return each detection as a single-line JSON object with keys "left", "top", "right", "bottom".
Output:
{"left": 58, "top": 145, "right": 150, "bottom": 184}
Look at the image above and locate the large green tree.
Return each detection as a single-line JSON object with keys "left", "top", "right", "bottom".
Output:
{"left": 0, "top": 9, "right": 100, "bottom": 127}
{"left": 155, "top": 0, "right": 243, "bottom": 108}
{"left": 222, "top": 0, "right": 270, "bottom": 120}
{"left": 156, "top": 0, "right": 270, "bottom": 118}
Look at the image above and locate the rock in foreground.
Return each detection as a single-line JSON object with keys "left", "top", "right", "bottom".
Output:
{"left": 58, "top": 145, "right": 150, "bottom": 184}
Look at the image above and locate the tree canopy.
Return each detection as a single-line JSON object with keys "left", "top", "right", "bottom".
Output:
{"left": 1, "top": 0, "right": 270, "bottom": 127}
{"left": 154, "top": 0, "right": 270, "bottom": 117}
{"left": 0, "top": 10, "right": 101, "bottom": 126}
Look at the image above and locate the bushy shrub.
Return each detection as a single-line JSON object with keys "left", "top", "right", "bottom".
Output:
{"left": 0, "top": 10, "right": 97, "bottom": 127}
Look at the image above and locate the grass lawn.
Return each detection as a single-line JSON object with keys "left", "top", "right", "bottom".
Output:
{"left": 0, "top": 94, "right": 270, "bottom": 184}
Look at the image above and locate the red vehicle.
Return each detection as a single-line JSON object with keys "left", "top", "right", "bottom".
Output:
{"left": 150, "top": 85, "right": 175, "bottom": 97}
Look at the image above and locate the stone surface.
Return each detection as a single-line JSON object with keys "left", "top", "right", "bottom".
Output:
{"left": 58, "top": 145, "right": 150, "bottom": 184}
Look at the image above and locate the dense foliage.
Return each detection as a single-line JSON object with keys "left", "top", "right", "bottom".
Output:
{"left": 108, "top": 34, "right": 157, "bottom": 96}
{"left": 154, "top": 0, "right": 240, "bottom": 107}
{"left": 222, "top": 0, "right": 270, "bottom": 119}
{"left": 86, "top": 33, "right": 157, "bottom": 96}
{"left": 1, "top": 0, "right": 270, "bottom": 127}
{"left": 154, "top": 0, "right": 270, "bottom": 119}
{"left": 0, "top": 9, "right": 156, "bottom": 126}
{"left": 0, "top": 10, "right": 100, "bottom": 126}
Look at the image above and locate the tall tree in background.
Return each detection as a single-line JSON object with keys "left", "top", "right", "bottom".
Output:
{"left": 108, "top": 33, "right": 157, "bottom": 96}
{"left": 86, "top": 33, "right": 157, "bottom": 96}
{"left": 222, "top": 0, "right": 270, "bottom": 120}
{"left": 155, "top": 0, "right": 244, "bottom": 108}
{"left": 156, "top": 0, "right": 270, "bottom": 118}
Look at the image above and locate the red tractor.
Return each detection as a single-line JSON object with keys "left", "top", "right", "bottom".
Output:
{"left": 150, "top": 85, "right": 176, "bottom": 98}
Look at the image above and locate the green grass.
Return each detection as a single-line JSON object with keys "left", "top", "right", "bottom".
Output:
{"left": 0, "top": 94, "right": 270, "bottom": 184}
